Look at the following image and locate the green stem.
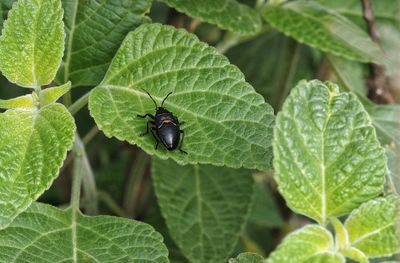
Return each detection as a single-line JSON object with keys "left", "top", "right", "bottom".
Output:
{"left": 70, "top": 135, "right": 84, "bottom": 210}
{"left": 68, "top": 92, "right": 89, "bottom": 115}
{"left": 98, "top": 190, "right": 129, "bottom": 218}
{"left": 63, "top": 91, "right": 72, "bottom": 107}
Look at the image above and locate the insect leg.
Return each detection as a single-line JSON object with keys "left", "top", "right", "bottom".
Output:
{"left": 178, "top": 130, "right": 187, "bottom": 154}
{"left": 151, "top": 127, "right": 160, "bottom": 150}
{"left": 137, "top": 113, "right": 155, "bottom": 119}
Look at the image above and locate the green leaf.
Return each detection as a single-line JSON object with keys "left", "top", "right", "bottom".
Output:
{"left": 56, "top": 0, "right": 152, "bottom": 87}
{"left": 248, "top": 181, "right": 284, "bottom": 228}
{"left": 89, "top": 23, "right": 275, "bottom": 170}
{"left": 266, "top": 225, "right": 344, "bottom": 263}
{"left": 159, "top": 0, "right": 261, "bottom": 34}
{"left": 0, "top": 0, "right": 14, "bottom": 30}
{"left": 0, "top": 103, "right": 75, "bottom": 228}
{"left": 40, "top": 81, "right": 71, "bottom": 106}
{"left": 230, "top": 252, "right": 265, "bottom": 263}
{"left": 386, "top": 146, "right": 400, "bottom": 195}
{"left": 273, "top": 80, "right": 386, "bottom": 224}
{"left": 226, "top": 31, "right": 316, "bottom": 110}
{"left": 345, "top": 196, "right": 400, "bottom": 258}
{"left": 0, "top": 94, "right": 37, "bottom": 109}
{"left": 152, "top": 159, "right": 254, "bottom": 263}
{"left": 0, "top": 0, "right": 64, "bottom": 88}
{"left": 263, "top": 0, "right": 384, "bottom": 64}
{"left": 0, "top": 202, "right": 169, "bottom": 262}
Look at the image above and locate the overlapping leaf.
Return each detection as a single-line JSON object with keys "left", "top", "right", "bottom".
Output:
{"left": 266, "top": 225, "right": 344, "bottom": 263}
{"left": 89, "top": 23, "right": 275, "bottom": 170}
{"left": 0, "top": 0, "right": 64, "bottom": 87}
{"left": 159, "top": 0, "right": 262, "bottom": 34}
{"left": 273, "top": 80, "right": 386, "bottom": 224}
{"left": 230, "top": 252, "right": 265, "bottom": 263}
{"left": 0, "top": 104, "right": 75, "bottom": 228}
{"left": 0, "top": 202, "right": 169, "bottom": 262}
{"left": 152, "top": 159, "right": 254, "bottom": 263}
{"left": 263, "top": 1, "right": 384, "bottom": 64}
{"left": 345, "top": 196, "right": 400, "bottom": 257}
{"left": 56, "top": 0, "right": 151, "bottom": 87}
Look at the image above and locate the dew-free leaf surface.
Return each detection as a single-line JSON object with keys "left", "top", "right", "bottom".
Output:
{"left": 0, "top": 202, "right": 169, "bottom": 262}
{"left": 152, "top": 159, "right": 254, "bottom": 263}
{"left": 263, "top": 1, "right": 384, "bottom": 64}
{"left": 273, "top": 80, "right": 386, "bottom": 224}
{"left": 57, "top": 0, "right": 151, "bottom": 87}
{"left": 89, "top": 23, "right": 275, "bottom": 170}
{"left": 159, "top": 0, "right": 261, "bottom": 34}
{"left": 230, "top": 252, "right": 265, "bottom": 263}
{"left": 266, "top": 225, "right": 344, "bottom": 263}
{"left": 0, "top": 103, "right": 75, "bottom": 228}
{"left": 0, "top": 0, "right": 64, "bottom": 88}
{"left": 345, "top": 196, "right": 400, "bottom": 257}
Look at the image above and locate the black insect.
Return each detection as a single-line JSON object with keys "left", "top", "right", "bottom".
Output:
{"left": 137, "top": 90, "right": 187, "bottom": 154}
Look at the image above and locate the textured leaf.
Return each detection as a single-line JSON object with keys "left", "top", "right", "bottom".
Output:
{"left": 159, "top": 0, "right": 261, "bottom": 34}
{"left": 230, "top": 252, "right": 265, "bottom": 263}
{"left": 57, "top": 0, "right": 151, "bottom": 87}
{"left": 0, "top": 202, "right": 169, "bottom": 262}
{"left": 345, "top": 196, "right": 400, "bottom": 257}
{"left": 263, "top": 0, "right": 384, "bottom": 64}
{"left": 0, "top": 0, "right": 14, "bottom": 30}
{"left": 266, "top": 225, "right": 344, "bottom": 263}
{"left": 152, "top": 159, "right": 254, "bottom": 263}
{"left": 0, "top": 94, "right": 36, "bottom": 109}
{"left": 226, "top": 31, "right": 316, "bottom": 110}
{"left": 0, "top": 0, "right": 64, "bottom": 88}
{"left": 0, "top": 103, "right": 75, "bottom": 228}
{"left": 386, "top": 147, "right": 400, "bottom": 195}
{"left": 40, "top": 82, "right": 71, "bottom": 106}
{"left": 89, "top": 23, "right": 275, "bottom": 170}
{"left": 273, "top": 80, "right": 386, "bottom": 224}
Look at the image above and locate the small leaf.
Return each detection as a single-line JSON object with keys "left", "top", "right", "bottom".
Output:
{"left": 89, "top": 23, "right": 275, "bottom": 170}
{"left": 273, "top": 80, "right": 386, "bottom": 224}
{"left": 0, "top": 94, "right": 36, "bottom": 109}
{"left": 159, "top": 0, "right": 262, "bottom": 34}
{"left": 0, "top": 103, "right": 75, "bottom": 228}
{"left": 0, "top": 0, "right": 64, "bottom": 88}
{"left": 230, "top": 252, "right": 265, "bottom": 263}
{"left": 266, "top": 225, "right": 344, "bottom": 263}
{"left": 152, "top": 159, "right": 254, "bottom": 263}
{"left": 263, "top": 1, "right": 384, "bottom": 64}
{"left": 40, "top": 81, "right": 71, "bottom": 106}
{"left": 345, "top": 196, "right": 400, "bottom": 257}
{"left": 0, "top": 202, "right": 169, "bottom": 262}
{"left": 57, "top": 0, "right": 152, "bottom": 87}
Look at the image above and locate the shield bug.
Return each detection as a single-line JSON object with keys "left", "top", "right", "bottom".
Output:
{"left": 137, "top": 90, "right": 187, "bottom": 154}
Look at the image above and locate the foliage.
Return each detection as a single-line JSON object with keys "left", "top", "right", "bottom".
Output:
{"left": 0, "top": 0, "right": 398, "bottom": 262}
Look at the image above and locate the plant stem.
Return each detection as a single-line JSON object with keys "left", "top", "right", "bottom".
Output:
{"left": 70, "top": 135, "right": 84, "bottom": 210}
{"left": 68, "top": 92, "right": 89, "bottom": 115}
{"left": 98, "top": 190, "right": 129, "bottom": 218}
{"left": 63, "top": 91, "right": 72, "bottom": 107}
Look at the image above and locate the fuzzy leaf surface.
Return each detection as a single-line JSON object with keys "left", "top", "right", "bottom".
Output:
{"left": 0, "top": 202, "right": 169, "bottom": 262}
{"left": 273, "top": 80, "right": 386, "bottom": 224}
{"left": 0, "top": 0, "right": 64, "bottom": 87}
{"left": 0, "top": 103, "right": 75, "bottom": 228}
{"left": 230, "top": 252, "right": 265, "bottom": 263}
{"left": 152, "top": 159, "right": 254, "bottom": 263}
{"left": 89, "top": 24, "right": 275, "bottom": 170}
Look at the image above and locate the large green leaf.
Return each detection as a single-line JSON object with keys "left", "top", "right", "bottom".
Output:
{"left": 0, "top": 0, "right": 64, "bottom": 88}
{"left": 266, "top": 225, "right": 344, "bottom": 263}
{"left": 152, "top": 159, "right": 254, "bottom": 263}
{"left": 0, "top": 202, "right": 169, "bottom": 262}
{"left": 56, "top": 0, "right": 151, "bottom": 87}
{"left": 159, "top": 0, "right": 262, "bottom": 35}
{"left": 345, "top": 196, "right": 400, "bottom": 258}
{"left": 89, "top": 23, "right": 275, "bottom": 170}
{"left": 0, "top": 103, "right": 75, "bottom": 228}
{"left": 273, "top": 80, "right": 386, "bottom": 224}
{"left": 263, "top": 1, "right": 384, "bottom": 64}
{"left": 226, "top": 31, "right": 316, "bottom": 110}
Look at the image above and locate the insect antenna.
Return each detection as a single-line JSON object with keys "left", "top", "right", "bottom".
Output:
{"left": 161, "top": 92, "right": 173, "bottom": 107}
{"left": 141, "top": 89, "right": 158, "bottom": 109}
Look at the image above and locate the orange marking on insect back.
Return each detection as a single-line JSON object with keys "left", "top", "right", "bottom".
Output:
{"left": 163, "top": 120, "right": 173, "bottom": 124}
